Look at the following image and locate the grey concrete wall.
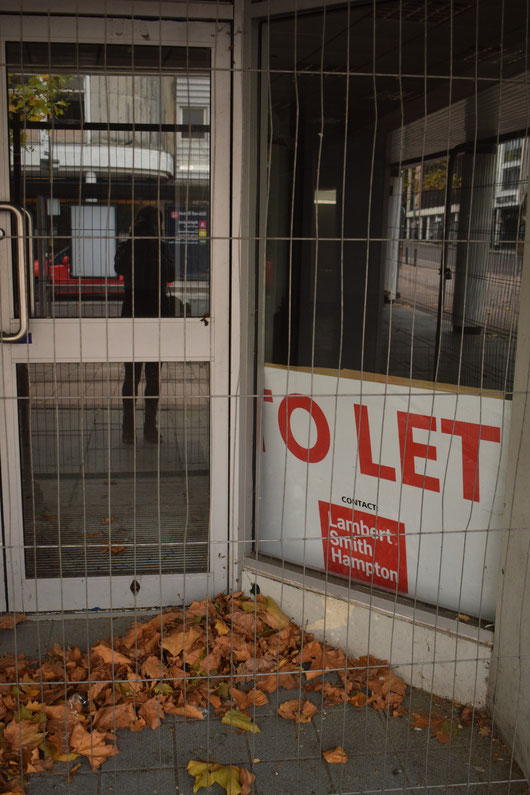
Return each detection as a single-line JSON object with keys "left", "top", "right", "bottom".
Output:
{"left": 488, "top": 160, "right": 530, "bottom": 779}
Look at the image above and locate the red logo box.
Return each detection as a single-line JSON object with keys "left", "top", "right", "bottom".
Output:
{"left": 319, "top": 501, "right": 408, "bottom": 594}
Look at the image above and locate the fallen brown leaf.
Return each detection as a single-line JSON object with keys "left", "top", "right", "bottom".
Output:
{"left": 162, "top": 626, "right": 201, "bottom": 657}
{"left": 91, "top": 644, "right": 131, "bottom": 667}
{"left": 100, "top": 544, "right": 126, "bottom": 555}
{"left": 350, "top": 690, "right": 367, "bottom": 708}
{"left": 93, "top": 702, "right": 136, "bottom": 731}
{"left": 460, "top": 705, "right": 474, "bottom": 727}
{"left": 323, "top": 746, "right": 348, "bottom": 764}
{"left": 69, "top": 723, "right": 118, "bottom": 770}
{"left": 187, "top": 760, "right": 255, "bottom": 795}
{"left": 172, "top": 704, "right": 204, "bottom": 720}
{"left": 4, "top": 719, "right": 44, "bottom": 750}
{"left": 0, "top": 613, "right": 26, "bottom": 630}
{"left": 410, "top": 712, "right": 441, "bottom": 730}
{"left": 248, "top": 688, "right": 269, "bottom": 706}
{"left": 277, "top": 699, "right": 318, "bottom": 724}
{"left": 139, "top": 697, "right": 164, "bottom": 730}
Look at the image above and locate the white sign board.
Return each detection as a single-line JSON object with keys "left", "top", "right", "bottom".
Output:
{"left": 260, "top": 365, "right": 510, "bottom": 620}
{"left": 71, "top": 205, "right": 117, "bottom": 278}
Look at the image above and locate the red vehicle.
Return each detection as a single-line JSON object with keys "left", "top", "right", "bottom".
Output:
{"left": 34, "top": 247, "right": 124, "bottom": 299}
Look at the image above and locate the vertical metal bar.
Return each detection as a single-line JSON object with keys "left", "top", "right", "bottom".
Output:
{"left": 37, "top": 195, "right": 48, "bottom": 317}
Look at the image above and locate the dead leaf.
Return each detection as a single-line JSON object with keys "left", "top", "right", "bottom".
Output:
{"left": 209, "top": 694, "right": 222, "bottom": 710}
{"left": 100, "top": 544, "right": 126, "bottom": 555}
{"left": 257, "top": 674, "right": 280, "bottom": 694}
{"left": 410, "top": 712, "right": 437, "bottom": 730}
{"left": 221, "top": 709, "right": 261, "bottom": 733}
{"left": 172, "top": 704, "right": 204, "bottom": 720}
{"left": 39, "top": 513, "right": 57, "bottom": 522}
{"left": 4, "top": 719, "right": 44, "bottom": 750}
{"left": 260, "top": 597, "right": 290, "bottom": 630}
{"left": 238, "top": 767, "right": 255, "bottom": 795}
{"left": 349, "top": 690, "right": 367, "bottom": 708}
{"left": 456, "top": 613, "right": 471, "bottom": 622}
{"left": 93, "top": 702, "right": 136, "bottom": 731}
{"left": 91, "top": 644, "right": 131, "bottom": 667}
{"left": 323, "top": 746, "right": 348, "bottom": 764}
{"left": 460, "top": 705, "right": 474, "bottom": 727}
{"left": 99, "top": 516, "right": 117, "bottom": 525}
{"left": 393, "top": 704, "right": 408, "bottom": 717}
{"left": 187, "top": 760, "right": 255, "bottom": 795}
{"left": 69, "top": 723, "right": 118, "bottom": 770}
{"left": 162, "top": 626, "right": 201, "bottom": 657}
{"left": 0, "top": 613, "right": 26, "bottom": 630}
{"left": 278, "top": 699, "right": 318, "bottom": 724}
{"left": 230, "top": 688, "right": 249, "bottom": 709}
{"left": 247, "top": 688, "right": 269, "bottom": 706}
{"left": 215, "top": 618, "right": 230, "bottom": 635}
{"left": 139, "top": 697, "right": 164, "bottom": 730}
{"left": 141, "top": 655, "right": 168, "bottom": 679}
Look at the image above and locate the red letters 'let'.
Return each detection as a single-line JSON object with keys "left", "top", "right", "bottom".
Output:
{"left": 354, "top": 404, "right": 396, "bottom": 481}
{"left": 397, "top": 411, "right": 440, "bottom": 493}
{"left": 441, "top": 418, "right": 501, "bottom": 502}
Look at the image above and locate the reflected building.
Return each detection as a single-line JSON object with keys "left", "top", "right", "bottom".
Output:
{"left": 9, "top": 53, "right": 211, "bottom": 318}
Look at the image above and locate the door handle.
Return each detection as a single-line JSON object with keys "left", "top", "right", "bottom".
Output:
{"left": 0, "top": 203, "right": 29, "bottom": 343}
{"left": 20, "top": 206, "right": 35, "bottom": 317}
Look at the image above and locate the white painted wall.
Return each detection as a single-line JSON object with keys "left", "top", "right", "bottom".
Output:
{"left": 488, "top": 157, "right": 530, "bottom": 780}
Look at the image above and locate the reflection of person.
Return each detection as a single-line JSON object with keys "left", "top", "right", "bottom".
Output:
{"left": 114, "top": 206, "right": 172, "bottom": 444}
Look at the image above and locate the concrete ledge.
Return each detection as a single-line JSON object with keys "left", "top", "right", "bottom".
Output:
{"left": 241, "top": 557, "right": 494, "bottom": 707}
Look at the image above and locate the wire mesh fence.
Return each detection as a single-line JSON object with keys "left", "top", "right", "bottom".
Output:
{"left": 0, "top": 1, "right": 528, "bottom": 793}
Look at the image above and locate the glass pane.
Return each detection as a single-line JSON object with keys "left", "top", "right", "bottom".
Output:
{"left": 7, "top": 45, "right": 210, "bottom": 318}
{"left": 17, "top": 362, "right": 209, "bottom": 578}
{"left": 263, "top": 29, "right": 525, "bottom": 393}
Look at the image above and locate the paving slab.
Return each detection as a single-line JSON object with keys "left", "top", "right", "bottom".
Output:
{"left": 313, "top": 704, "right": 390, "bottom": 755}
{"left": 27, "top": 771, "right": 100, "bottom": 794}
{"left": 100, "top": 768, "right": 177, "bottom": 793}
{"left": 102, "top": 723, "right": 176, "bottom": 772}
{"left": 248, "top": 758, "right": 335, "bottom": 795}
{"left": 245, "top": 714, "right": 322, "bottom": 764}
{"left": 402, "top": 786, "right": 528, "bottom": 795}
{"left": 457, "top": 738, "right": 530, "bottom": 793}
{"left": 0, "top": 619, "right": 53, "bottom": 659}
{"left": 173, "top": 717, "right": 250, "bottom": 768}
{"left": 397, "top": 745, "right": 484, "bottom": 790}
{"left": 327, "top": 749, "right": 409, "bottom": 794}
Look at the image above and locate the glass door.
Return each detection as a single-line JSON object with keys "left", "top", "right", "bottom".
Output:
{"left": 0, "top": 15, "right": 230, "bottom": 611}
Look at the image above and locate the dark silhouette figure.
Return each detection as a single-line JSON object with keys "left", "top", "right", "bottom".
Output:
{"left": 115, "top": 206, "right": 172, "bottom": 444}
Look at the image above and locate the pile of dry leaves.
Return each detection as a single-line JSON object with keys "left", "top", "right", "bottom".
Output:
{"left": 0, "top": 592, "right": 482, "bottom": 794}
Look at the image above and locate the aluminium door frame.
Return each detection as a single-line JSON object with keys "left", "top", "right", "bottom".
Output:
{"left": 0, "top": 12, "right": 235, "bottom": 612}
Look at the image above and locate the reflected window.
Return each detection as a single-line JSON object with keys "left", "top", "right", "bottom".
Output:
{"left": 181, "top": 106, "right": 207, "bottom": 138}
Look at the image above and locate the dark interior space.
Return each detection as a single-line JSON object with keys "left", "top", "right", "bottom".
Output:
{"left": 263, "top": 0, "right": 528, "bottom": 391}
